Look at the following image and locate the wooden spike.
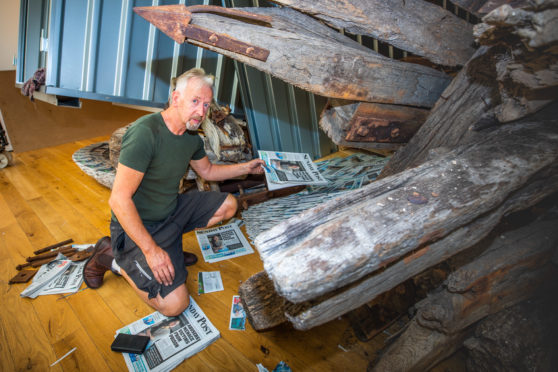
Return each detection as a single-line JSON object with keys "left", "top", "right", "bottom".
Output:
{"left": 133, "top": 5, "right": 192, "bottom": 44}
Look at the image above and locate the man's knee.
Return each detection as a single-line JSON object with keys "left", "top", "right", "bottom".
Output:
{"left": 155, "top": 286, "right": 190, "bottom": 317}
{"left": 222, "top": 194, "right": 238, "bottom": 219}
{"left": 207, "top": 194, "right": 237, "bottom": 227}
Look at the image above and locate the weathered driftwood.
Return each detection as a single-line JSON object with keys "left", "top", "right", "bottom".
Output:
{"left": 379, "top": 1, "right": 558, "bottom": 177}
{"left": 378, "top": 45, "right": 500, "bottom": 177}
{"left": 238, "top": 271, "right": 307, "bottom": 331}
{"left": 319, "top": 99, "right": 429, "bottom": 151}
{"left": 284, "top": 160, "right": 558, "bottom": 329}
{"left": 370, "top": 216, "right": 558, "bottom": 371}
{"left": 463, "top": 295, "right": 558, "bottom": 371}
{"left": 270, "top": 0, "right": 476, "bottom": 67}
{"left": 238, "top": 271, "right": 287, "bottom": 330}
{"left": 474, "top": 3, "right": 558, "bottom": 122}
{"left": 452, "top": 0, "right": 529, "bottom": 17}
{"left": 252, "top": 117, "right": 558, "bottom": 305}
{"left": 182, "top": 7, "right": 451, "bottom": 107}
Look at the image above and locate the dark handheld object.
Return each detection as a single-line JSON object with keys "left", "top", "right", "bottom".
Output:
{"left": 111, "top": 333, "right": 150, "bottom": 354}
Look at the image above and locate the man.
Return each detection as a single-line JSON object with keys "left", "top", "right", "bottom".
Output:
{"left": 83, "top": 68, "right": 264, "bottom": 316}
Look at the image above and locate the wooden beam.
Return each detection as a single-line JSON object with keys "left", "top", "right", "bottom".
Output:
{"left": 319, "top": 100, "right": 429, "bottom": 151}
{"left": 451, "top": 0, "right": 529, "bottom": 17}
{"left": 270, "top": 0, "right": 476, "bottom": 67}
{"left": 380, "top": 1, "right": 557, "bottom": 178}
{"left": 185, "top": 7, "right": 451, "bottom": 107}
{"left": 370, "top": 216, "right": 558, "bottom": 371}
{"left": 253, "top": 118, "right": 558, "bottom": 307}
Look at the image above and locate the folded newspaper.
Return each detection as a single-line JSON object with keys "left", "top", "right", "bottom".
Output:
{"left": 195, "top": 222, "right": 253, "bottom": 263}
{"left": 259, "top": 150, "right": 327, "bottom": 191}
{"left": 20, "top": 246, "right": 90, "bottom": 298}
{"left": 116, "top": 296, "right": 220, "bottom": 372}
{"left": 198, "top": 271, "right": 224, "bottom": 294}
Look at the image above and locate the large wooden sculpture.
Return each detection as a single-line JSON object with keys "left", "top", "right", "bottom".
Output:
{"left": 137, "top": 0, "right": 558, "bottom": 369}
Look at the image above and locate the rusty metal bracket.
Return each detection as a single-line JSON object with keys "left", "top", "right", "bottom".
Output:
{"left": 133, "top": 5, "right": 271, "bottom": 62}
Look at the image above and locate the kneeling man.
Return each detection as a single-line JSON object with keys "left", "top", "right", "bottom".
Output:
{"left": 84, "top": 68, "right": 264, "bottom": 316}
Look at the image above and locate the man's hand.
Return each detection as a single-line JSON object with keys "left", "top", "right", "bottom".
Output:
{"left": 144, "top": 246, "right": 175, "bottom": 287}
{"left": 245, "top": 158, "right": 265, "bottom": 175}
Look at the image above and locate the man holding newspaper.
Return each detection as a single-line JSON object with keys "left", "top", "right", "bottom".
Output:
{"left": 83, "top": 68, "right": 264, "bottom": 316}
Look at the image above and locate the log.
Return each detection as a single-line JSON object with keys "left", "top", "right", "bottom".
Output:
{"left": 179, "top": 7, "right": 451, "bottom": 107}
{"left": 238, "top": 271, "right": 309, "bottom": 331}
{"left": 370, "top": 216, "right": 558, "bottom": 371}
{"left": 238, "top": 271, "right": 287, "bottom": 330}
{"left": 378, "top": 45, "right": 500, "bottom": 178}
{"left": 450, "top": 0, "right": 490, "bottom": 16}
{"left": 284, "top": 170, "right": 558, "bottom": 330}
{"left": 270, "top": 0, "right": 476, "bottom": 67}
{"left": 463, "top": 295, "right": 558, "bottom": 371}
{"left": 451, "top": 0, "right": 529, "bottom": 17}
{"left": 253, "top": 118, "right": 558, "bottom": 306}
{"left": 474, "top": 3, "right": 558, "bottom": 122}
{"left": 379, "top": 1, "right": 558, "bottom": 178}
{"left": 319, "top": 99, "right": 429, "bottom": 151}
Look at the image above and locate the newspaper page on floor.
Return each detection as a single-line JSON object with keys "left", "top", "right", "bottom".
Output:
{"left": 195, "top": 222, "right": 253, "bottom": 263}
{"left": 198, "top": 271, "right": 224, "bottom": 294}
{"left": 258, "top": 150, "right": 327, "bottom": 191}
{"left": 116, "top": 296, "right": 220, "bottom": 372}
{"left": 229, "top": 295, "right": 246, "bottom": 331}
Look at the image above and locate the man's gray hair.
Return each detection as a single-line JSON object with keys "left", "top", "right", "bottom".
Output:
{"left": 170, "top": 68, "right": 214, "bottom": 101}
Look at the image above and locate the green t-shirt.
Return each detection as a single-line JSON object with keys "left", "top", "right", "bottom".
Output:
{"left": 114, "top": 112, "right": 206, "bottom": 224}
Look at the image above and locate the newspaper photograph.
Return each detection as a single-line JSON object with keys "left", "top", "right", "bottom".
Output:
{"left": 229, "top": 295, "right": 246, "bottom": 331}
{"left": 195, "top": 222, "right": 254, "bottom": 263}
{"left": 116, "top": 296, "right": 220, "bottom": 372}
{"left": 258, "top": 150, "right": 328, "bottom": 191}
{"left": 198, "top": 271, "right": 224, "bottom": 294}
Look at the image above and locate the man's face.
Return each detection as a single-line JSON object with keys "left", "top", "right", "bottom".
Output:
{"left": 174, "top": 77, "right": 213, "bottom": 131}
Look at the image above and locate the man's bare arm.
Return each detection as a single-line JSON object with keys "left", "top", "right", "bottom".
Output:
{"left": 109, "top": 163, "right": 175, "bottom": 286}
{"left": 190, "top": 156, "right": 264, "bottom": 181}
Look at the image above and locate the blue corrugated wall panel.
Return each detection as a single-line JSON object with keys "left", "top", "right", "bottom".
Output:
{"left": 95, "top": 1, "right": 121, "bottom": 94}
{"left": 43, "top": 0, "right": 229, "bottom": 108}
{"left": 21, "top": 0, "right": 335, "bottom": 160}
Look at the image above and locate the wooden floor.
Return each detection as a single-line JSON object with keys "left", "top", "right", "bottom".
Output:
{"left": 0, "top": 136, "right": 394, "bottom": 371}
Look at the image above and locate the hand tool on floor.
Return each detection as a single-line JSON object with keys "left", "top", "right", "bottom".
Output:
{"left": 133, "top": 4, "right": 271, "bottom": 62}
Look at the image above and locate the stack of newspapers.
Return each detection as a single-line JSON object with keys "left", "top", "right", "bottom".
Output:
{"left": 20, "top": 248, "right": 90, "bottom": 298}
{"left": 116, "top": 297, "right": 220, "bottom": 372}
{"left": 243, "top": 152, "right": 389, "bottom": 241}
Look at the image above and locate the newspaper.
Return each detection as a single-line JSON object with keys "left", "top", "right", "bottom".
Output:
{"left": 37, "top": 260, "right": 86, "bottom": 296}
{"left": 20, "top": 244, "right": 94, "bottom": 298}
{"left": 116, "top": 296, "right": 220, "bottom": 372}
{"left": 195, "top": 222, "right": 254, "bottom": 263}
{"left": 258, "top": 150, "right": 327, "bottom": 191}
{"left": 198, "top": 271, "right": 224, "bottom": 294}
{"left": 229, "top": 295, "right": 246, "bottom": 331}
{"left": 242, "top": 153, "right": 390, "bottom": 242}
{"left": 20, "top": 255, "right": 74, "bottom": 298}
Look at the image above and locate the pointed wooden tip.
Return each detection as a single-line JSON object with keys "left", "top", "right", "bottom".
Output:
{"left": 133, "top": 5, "right": 192, "bottom": 44}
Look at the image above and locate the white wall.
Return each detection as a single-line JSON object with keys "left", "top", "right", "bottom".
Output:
{"left": 0, "top": 0, "right": 20, "bottom": 71}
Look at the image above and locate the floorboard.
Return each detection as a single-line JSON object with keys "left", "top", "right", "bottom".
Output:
{"left": 0, "top": 138, "right": 388, "bottom": 371}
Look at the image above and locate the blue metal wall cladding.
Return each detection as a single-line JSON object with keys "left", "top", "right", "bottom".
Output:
{"left": 40, "top": 0, "right": 236, "bottom": 108}
{"left": 17, "top": 0, "right": 50, "bottom": 84}
{"left": 17, "top": 0, "right": 336, "bottom": 160}
{"left": 224, "top": 0, "right": 337, "bottom": 160}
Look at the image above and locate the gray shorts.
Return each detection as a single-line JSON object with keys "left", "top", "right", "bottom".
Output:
{"left": 110, "top": 191, "right": 228, "bottom": 299}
